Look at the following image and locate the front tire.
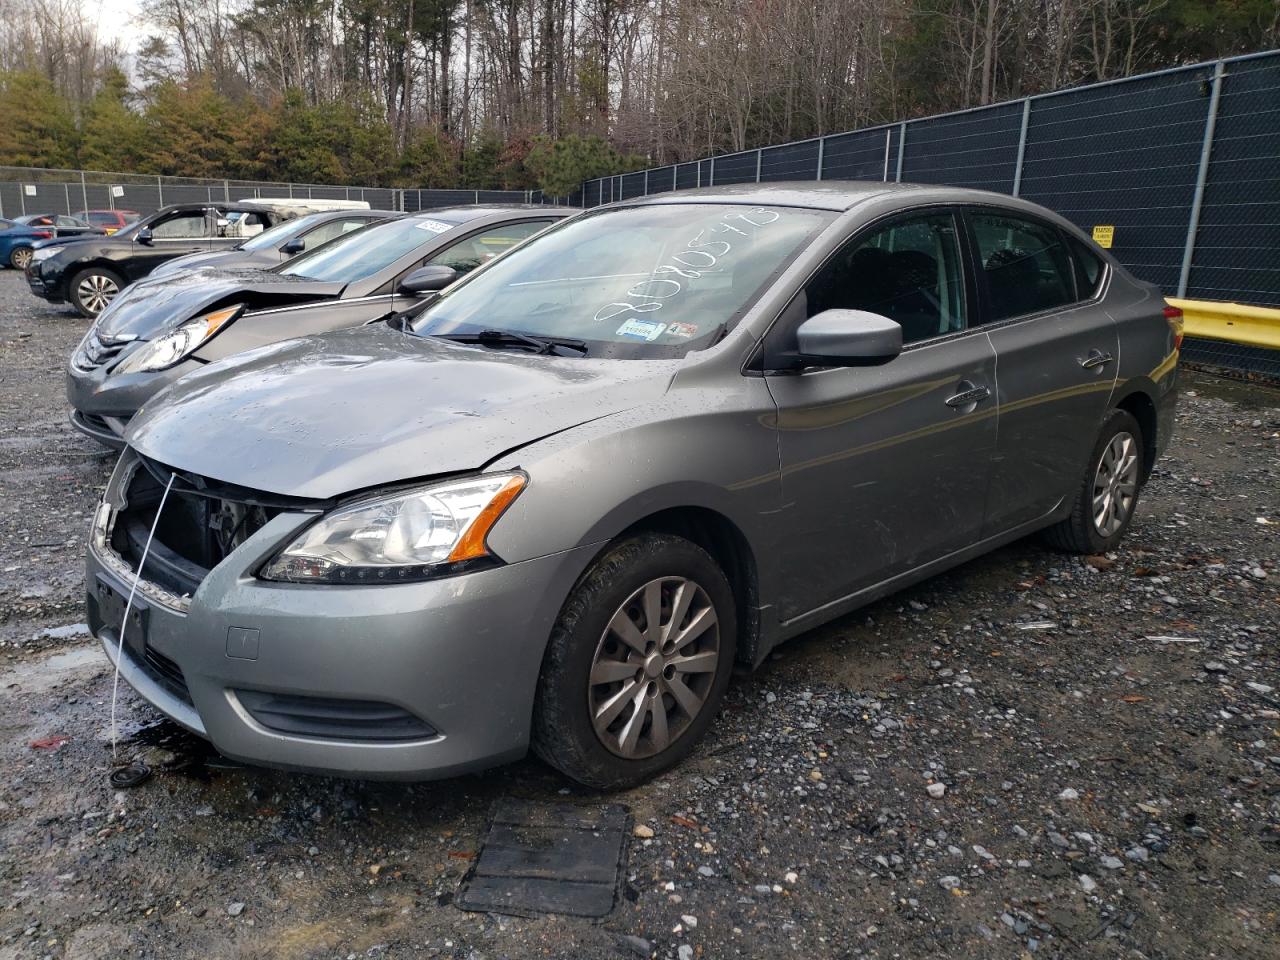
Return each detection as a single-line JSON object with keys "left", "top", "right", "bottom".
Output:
{"left": 532, "top": 534, "right": 737, "bottom": 790}
{"left": 1042, "top": 408, "right": 1144, "bottom": 554}
{"left": 70, "top": 266, "right": 123, "bottom": 317}
{"left": 8, "top": 245, "right": 33, "bottom": 270}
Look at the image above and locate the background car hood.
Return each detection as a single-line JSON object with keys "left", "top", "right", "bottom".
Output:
{"left": 95, "top": 268, "right": 345, "bottom": 341}
{"left": 127, "top": 326, "right": 678, "bottom": 499}
{"left": 150, "top": 250, "right": 276, "bottom": 279}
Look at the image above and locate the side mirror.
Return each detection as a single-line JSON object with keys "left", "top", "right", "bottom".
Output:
{"left": 398, "top": 264, "right": 458, "bottom": 296}
{"left": 280, "top": 237, "right": 305, "bottom": 256}
{"left": 136, "top": 227, "right": 154, "bottom": 245}
{"left": 793, "top": 309, "right": 902, "bottom": 367}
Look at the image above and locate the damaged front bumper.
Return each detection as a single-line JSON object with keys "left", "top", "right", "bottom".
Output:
{"left": 87, "top": 450, "right": 595, "bottom": 780}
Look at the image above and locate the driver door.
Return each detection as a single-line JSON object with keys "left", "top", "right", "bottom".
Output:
{"left": 762, "top": 209, "right": 998, "bottom": 623}
{"left": 131, "top": 209, "right": 210, "bottom": 279}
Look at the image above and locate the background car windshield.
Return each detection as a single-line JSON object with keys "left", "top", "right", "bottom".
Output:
{"left": 280, "top": 217, "right": 435, "bottom": 282}
{"left": 240, "top": 213, "right": 323, "bottom": 251}
{"left": 411, "top": 204, "right": 832, "bottom": 357}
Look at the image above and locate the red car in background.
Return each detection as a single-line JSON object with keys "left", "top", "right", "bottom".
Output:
{"left": 74, "top": 210, "right": 140, "bottom": 235}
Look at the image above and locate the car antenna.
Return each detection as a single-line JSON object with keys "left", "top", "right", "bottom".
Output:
{"left": 107, "top": 470, "right": 176, "bottom": 790}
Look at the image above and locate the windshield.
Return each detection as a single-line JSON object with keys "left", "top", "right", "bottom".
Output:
{"left": 240, "top": 212, "right": 322, "bottom": 251}
{"left": 279, "top": 215, "right": 429, "bottom": 282}
{"left": 409, "top": 203, "right": 832, "bottom": 358}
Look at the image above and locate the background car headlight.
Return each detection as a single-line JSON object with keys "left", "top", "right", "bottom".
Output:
{"left": 113, "top": 305, "right": 243, "bottom": 374}
{"left": 260, "top": 473, "right": 526, "bottom": 584}
{"left": 32, "top": 245, "right": 64, "bottom": 262}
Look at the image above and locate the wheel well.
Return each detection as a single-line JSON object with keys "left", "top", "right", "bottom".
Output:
{"left": 616, "top": 507, "right": 761, "bottom": 665}
{"left": 1116, "top": 391, "right": 1157, "bottom": 480}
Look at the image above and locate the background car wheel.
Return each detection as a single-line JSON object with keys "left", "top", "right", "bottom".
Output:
{"left": 8, "top": 246, "right": 33, "bottom": 270}
{"left": 70, "top": 267, "right": 123, "bottom": 317}
{"left": 532, "top": 533, "right": 737, "bottom": 790}
{"left": 1042, "top": 408, "right": 1144, "bottom": 554}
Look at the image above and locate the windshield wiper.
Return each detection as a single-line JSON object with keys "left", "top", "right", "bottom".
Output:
{"left": 438, "top": 329, "right": 589, "bottom": 357}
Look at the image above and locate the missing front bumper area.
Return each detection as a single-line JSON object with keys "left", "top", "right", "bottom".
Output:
{"left": 93, "top": 449, "right": 319, "bottom": 605}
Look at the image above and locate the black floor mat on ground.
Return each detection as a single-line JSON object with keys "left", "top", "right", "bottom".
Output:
{"left": 455, "top": 799, "right": 630, "bottom": 918}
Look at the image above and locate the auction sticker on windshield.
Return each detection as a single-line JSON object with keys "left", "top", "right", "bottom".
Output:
{"left": 416, "top": 219, "right": 453, "bottom": 234}
{"left": 617, "top": 319, "right": 667, "bottom": 341}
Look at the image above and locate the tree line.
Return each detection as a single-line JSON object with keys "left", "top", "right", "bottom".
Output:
{"left": 1, "top": 0, "right": 1276, "bottom": 195}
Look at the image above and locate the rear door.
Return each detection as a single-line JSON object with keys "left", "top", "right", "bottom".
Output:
{"left": 763, "top": 208, "right": 999, "bottom": 621}
{"left": 965, "top": 207, "right": 1118, "bottom": 536}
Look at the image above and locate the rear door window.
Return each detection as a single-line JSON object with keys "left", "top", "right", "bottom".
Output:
{"left": 969, "top": 211, "right": 1076, "bottom": 322}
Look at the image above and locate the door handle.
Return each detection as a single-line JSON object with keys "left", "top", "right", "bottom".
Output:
{"left": 1080, "top": 349, "right": 1114, "bottom": 370}
{"left": 944, "top": 384, "right": 991, "bottom": 409}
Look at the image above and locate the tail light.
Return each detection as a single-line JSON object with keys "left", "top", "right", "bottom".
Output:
{"left": 1163, "top": 304, "right": 1184, "bottom": 349}
{"left": 32, "top": 230, "right": 52, "bottom": 239}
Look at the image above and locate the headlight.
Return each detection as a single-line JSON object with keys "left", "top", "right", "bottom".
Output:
{"left": 260, "top": 473, "right": 526, "bottom": 584}
{"left": 32, "top": 245, "right": 64, "bottom": 262}
{"left": 113, "top": 305, "right": 243, "bottom": 374}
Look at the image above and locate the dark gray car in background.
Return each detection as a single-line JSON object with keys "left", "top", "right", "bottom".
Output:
{"left": 148, "top": 208, "right": 397, "bottom": 278}
{"left": 87, "top": 182, "right": 1181, "bottom": 788}
{"left": 67, "top": 205, "right": 570, "bottom": 446}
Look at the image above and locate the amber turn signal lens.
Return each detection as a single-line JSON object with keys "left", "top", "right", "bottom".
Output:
{"left": 447, "top": 474, "right": 527, "bottom": 562}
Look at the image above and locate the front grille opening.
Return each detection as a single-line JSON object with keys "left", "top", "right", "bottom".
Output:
{"left": 112, "top": 461, "right": 285, "bottom": 597}
{"left": 74, "top": 333, "right": 126, "bottom": 371}
{"left": 85, "top": 590, "right": 193, "bottom": 707}
{"left": 236, "top": 690, "right": 438, "bottom": 742}
{"left": 142, "top": 646, "right": 193, "bottom": 705}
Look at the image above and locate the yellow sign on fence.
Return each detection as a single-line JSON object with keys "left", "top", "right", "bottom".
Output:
{"left": 1092, "top": 225, "right": 1115, "bottom": 248}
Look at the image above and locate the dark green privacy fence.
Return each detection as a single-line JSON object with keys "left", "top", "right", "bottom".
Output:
{"left": 573, "top": 50, "right": 1280, "bottom": 310}
{"left": 0, "top": 168, "right": 541, "bottom": 221}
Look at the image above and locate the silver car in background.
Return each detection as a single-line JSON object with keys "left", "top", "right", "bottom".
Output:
{"left": 88, "top": 183, "right": 1180, "bottom": 788}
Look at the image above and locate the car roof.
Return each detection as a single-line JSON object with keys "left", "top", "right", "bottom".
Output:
{"left": 304, "top": 208, "right": 400, "bottom": 220}
{"left": 149, "top": 202, "right": 289, "bottom": 216}
{"left": 620, "top": 180, "right": 1024, "bottom": 212}
{"left": 408, "top": 204, "right": 576, "bottom": 225}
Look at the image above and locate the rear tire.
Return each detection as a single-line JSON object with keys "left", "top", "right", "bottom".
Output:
{"left": 8, "top": 245, "right": 33, "bottom": 270}
{"left": 531, "top": 534, "right": 737, "bottom": 790}
{"left": 1042, "top": 408, "right": 1144, "bottom": 554}
{"left": 70, "top": 267, "right": 123, "bottom": 317}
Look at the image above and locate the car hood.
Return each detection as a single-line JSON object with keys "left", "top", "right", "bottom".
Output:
{"left": 95, "top": 267, "right": 345, "bottom": 341}
{"left": 127, "top": 325, "right": 677, "bottom": 499}
{"left": 150, "top": 250, "right": 276, "bottom": 279}
{"left": 34, "top": 233, "right": 105, "bottom": 247}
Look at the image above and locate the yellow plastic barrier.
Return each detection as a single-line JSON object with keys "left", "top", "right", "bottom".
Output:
{"left": 1166, "top": 297, "right": 1280, "bottom": 351}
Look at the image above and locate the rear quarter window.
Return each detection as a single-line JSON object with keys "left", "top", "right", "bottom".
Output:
{"left": 1066, "top": 235, "right": 1105, "bottom": 298}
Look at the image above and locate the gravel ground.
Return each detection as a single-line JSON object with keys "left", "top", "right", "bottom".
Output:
{"left": 1, "top": 266, "right": 1278, "bottom": 960}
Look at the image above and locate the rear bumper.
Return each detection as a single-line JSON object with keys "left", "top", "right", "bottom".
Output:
{"left": 87, "top": 508, "right": 597, "bottom": 780}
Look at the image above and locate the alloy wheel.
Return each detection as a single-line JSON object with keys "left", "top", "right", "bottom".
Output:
{"left": 588, "top": 577, "right": 720, "bottom": 760}
{"left": 11, "top": 247, "right": 32, "bottom": 270}
{"left": 1092, "top": 430, "right": 1139, "bottom": 537}
{"left": 78, "top": 273, "right": 119, "bottom": 315}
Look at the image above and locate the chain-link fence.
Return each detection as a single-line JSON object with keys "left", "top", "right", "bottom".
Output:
{"left": 0, "top": 168, "right": 545, "bottom": 221}
{"left": 574, "top": 50, "right": 1280, "bottom": 313}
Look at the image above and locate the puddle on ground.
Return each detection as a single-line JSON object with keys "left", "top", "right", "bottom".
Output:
{"left": 112, "top": 718, "right": 244, "bottom": 784}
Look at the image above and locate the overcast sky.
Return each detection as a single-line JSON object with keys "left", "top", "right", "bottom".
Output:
{"left": 91, "top": 0, "right": 144, "bottom": 55}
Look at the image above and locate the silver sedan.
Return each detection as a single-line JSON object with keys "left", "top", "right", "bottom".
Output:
{"left": 87, "top": 182, "right": 1180, "bottom": 788}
